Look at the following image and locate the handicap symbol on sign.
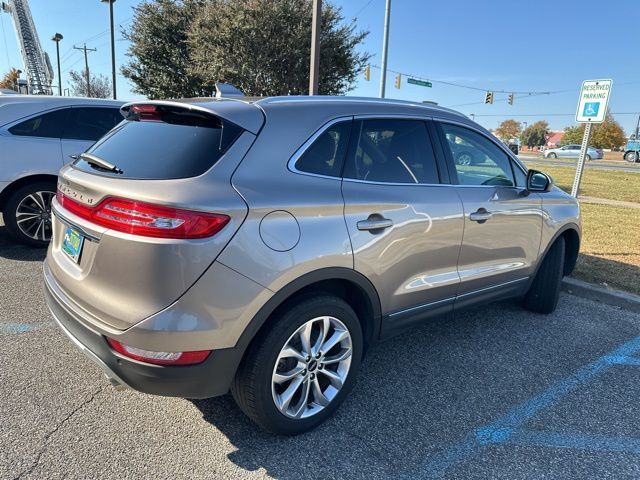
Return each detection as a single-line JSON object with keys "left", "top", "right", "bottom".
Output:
{"left": 583, "top": 102, "right": 599, "bottom": 117}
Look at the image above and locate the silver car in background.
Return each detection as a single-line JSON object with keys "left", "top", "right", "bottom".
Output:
{"left": 544, "top": 144, "right": 603, "bottom": 160}
{"left": 44, "top": 96, "right": 581, "bottom": 434}
{"left": 0, "top": 96, "right": 123, "bottom": 246}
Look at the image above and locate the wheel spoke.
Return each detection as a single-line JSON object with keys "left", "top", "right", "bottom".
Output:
{"left": 292, "top": 379, "right": 311, "bottom": 418}
{"left": 16, "top": 213, "right": 40, "bottom": 223}
{"left": 28, "top": 193, "right": 45, "bottom": 211}
{"left": 322, "top": 348, "right": 352, "bottom": 365}
{"left": 299, "top": 322, "right": 313, "bottom": 356}
{"left": 277, "top": 376, "right": 304, "bottom": 412}
{"left": 318, "top": 368, "right": 344, "bottom": 389}
{"left": 311, "top": 316, "right": 330, "bottom": 355}
{"left": 273, "top": 364, "right": 305, "bottom": 385}
{"left": 320, "top": 329, "right": 348, "bottom": 355}
{"left": 311, "top": 377, "right": 330, "bottom": 406}
{"left": 278, "top": 346, "right": 305, "bottom": 362}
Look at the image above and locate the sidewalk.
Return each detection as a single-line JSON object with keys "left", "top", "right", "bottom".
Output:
{"left": 578, "top": 196, "right": 640, "bottom": 209}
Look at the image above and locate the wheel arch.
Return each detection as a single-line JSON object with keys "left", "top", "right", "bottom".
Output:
{"left": 235, "top": 268, "right": 382, "bottom": 362}
{"left": 0, "top": 174, "right": 58, "bottom": 213}
{"left": 534, "top": 223, "right": 581, "bottom": 280}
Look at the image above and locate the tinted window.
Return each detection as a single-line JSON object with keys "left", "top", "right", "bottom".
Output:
{"left": 441, "top": 123, "right": 515, "bottom": 187}
{"left": 63, "top": 107, "right": 122, "bottom": 141}
{"left": 73, "top": 116, "right": 243, "bottom": 179}
{"left": 8, "top": 109, "right": 68, "bottom": 138}
{"left": 295, "top": 121, "right": 351, "bottom": 177}
{"left": 343, "top": 119, "right": 439, "bottom": 184}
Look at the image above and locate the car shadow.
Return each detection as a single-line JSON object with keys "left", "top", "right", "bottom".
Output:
{"left": 189, "top": 297, "right": 640, "bottom": 479}
{"left": 0, "top": 221, "right": 47, "bottom": 262}
{"left": 574, "top": 253, "right": 640, "bottom": 296}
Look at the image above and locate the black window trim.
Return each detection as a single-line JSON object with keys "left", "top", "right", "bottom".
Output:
{"left": 433, "top": 117, "right": 528, "bottom": 189}
{"left": 6, "top": 107, "right": 71, "bottom": 140}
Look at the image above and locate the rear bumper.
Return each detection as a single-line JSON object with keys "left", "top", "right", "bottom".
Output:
{"left": 44, "top": 266, "right": 244, "bottom": 399}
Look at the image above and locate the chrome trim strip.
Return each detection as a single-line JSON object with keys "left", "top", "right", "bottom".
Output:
{"left": 456, "top": 277, "right": 529, "bottom": 299}
{"left": 52, "top": 205, "right": 101, "bottom": 242}
{"left": 389, "top": 296, "right": 455, "bottom": 318}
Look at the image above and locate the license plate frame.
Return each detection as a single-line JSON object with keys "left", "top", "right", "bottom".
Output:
{"left": 62, "top": 227, "right": 85, "bottom": 264}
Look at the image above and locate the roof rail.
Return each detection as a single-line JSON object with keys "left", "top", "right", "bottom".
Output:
{"left": 215, "top": 83, "right": 245, "bottom": 98}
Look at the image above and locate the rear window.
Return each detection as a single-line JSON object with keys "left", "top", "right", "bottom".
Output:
{"left": 73, "top": 107, "right": 243, "bottom": 179}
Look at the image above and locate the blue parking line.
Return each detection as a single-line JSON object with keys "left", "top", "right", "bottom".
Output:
{"left": 409, "top": 334, "right": 640, "bottom": 479}
{"left": 0, "top": 322, "right": 53, "bottom": 335}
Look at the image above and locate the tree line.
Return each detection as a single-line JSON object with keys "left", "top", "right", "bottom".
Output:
{"left": 494, "top": 115, "right": 628, "bottom": 150}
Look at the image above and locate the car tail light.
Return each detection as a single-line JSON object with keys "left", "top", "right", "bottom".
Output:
{"left": 106, "top": 338, "right": 211, "bottom": 366}
{"left": 130, "top": 104, "right": 162, "bottom": 121}
{"left": 56, "top": 190, "right": 229, "bottom": 239}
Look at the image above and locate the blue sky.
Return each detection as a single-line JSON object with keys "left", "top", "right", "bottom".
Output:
{"left": 1, "top": 0, "right": 639, "bottom": 134}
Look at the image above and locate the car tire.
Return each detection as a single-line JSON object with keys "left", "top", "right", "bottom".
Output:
{"left": 3, "top": 180, "right": 57, "bottom": 247}
{"left": 624, "top": 151, "right": 638, "bottom": 163}
{"left": 523, "top": 237, "right": 565, "bottom": 314}
{"left": 456, "top": 152, "right": 474, "bottom": 166}
{"left": 585, "top": 154, "right": 591, "bottom": 161}
{"left": 231, "top": 294, "right": 363, "bottom": 435}
{"left": 547, "top": 152, "right": 557, "bottom": 159}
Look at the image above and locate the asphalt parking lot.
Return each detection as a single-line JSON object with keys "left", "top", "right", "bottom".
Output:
{"left": 2, "top": 218, "right": 640, "bottom": 480}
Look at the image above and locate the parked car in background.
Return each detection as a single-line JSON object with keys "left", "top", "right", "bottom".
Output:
{"left": 543, "top": 144, "right": 603, "bottom": 161}
{"left": 44, "top": 96, "right": 581, "bottom": 435}
{"left": 0, "top": 96, "right": 123, "bottom": 246}
{"left": 624, "top": 136, "right": 640, "bottom": 162}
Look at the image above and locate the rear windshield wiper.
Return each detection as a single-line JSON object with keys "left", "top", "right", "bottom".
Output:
{"left": 79, "top": 153, "right": 123, "bottom": 174}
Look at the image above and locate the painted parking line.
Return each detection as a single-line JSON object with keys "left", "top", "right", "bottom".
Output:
{"left": 406, "top": 334, "right": 640, "bottom": 479}
{"left": 0, "top": 321, "right": 54, "bottom": 335}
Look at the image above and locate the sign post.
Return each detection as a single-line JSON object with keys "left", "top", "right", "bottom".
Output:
{"left": 571, "top": 79, "right": 612, "bottom": 197}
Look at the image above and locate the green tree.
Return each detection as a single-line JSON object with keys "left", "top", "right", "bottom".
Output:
{"left": 495, "top": 119, "right": 521, "bottom": 143}
{"left": 560, "top": 114, "right": 626, "bottom": 149}
{"left": 520, "top": 120, "right": 549, "bottom": 149}
{"left": 68, "top": 69, "right": 112, "bottom": 98}
{"left": 0, "top": 68, "right": 20, "bottom": 90}
{"left": 122, "top": 0, "right": 370, "bottom": 99}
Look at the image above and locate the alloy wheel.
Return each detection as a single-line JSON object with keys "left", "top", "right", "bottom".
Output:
{"left": 271, "top": 316, "right": 352, "bottom": 419}
{"left": 15, "top": 190, "right": 55, "bottom": 242}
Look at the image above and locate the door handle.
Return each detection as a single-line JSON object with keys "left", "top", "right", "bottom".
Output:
{"left": 469, "top": 208, "right": 492, "bottom": 223}
{"left": 357, "top": 216, "right": 393, "bottom": 232}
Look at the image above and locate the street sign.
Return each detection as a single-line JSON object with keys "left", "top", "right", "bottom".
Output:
{"left": 575, "top": 79, "right": 612, "bottom": 124}
{"left": 407, "top": 78, "right": 432, "bottom": 88}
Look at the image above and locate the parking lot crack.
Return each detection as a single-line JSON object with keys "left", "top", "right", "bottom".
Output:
{"left": 12, "top": 386, "right": 104, "bottom": 480}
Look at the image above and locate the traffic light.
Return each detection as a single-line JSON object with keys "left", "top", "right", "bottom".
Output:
{"left": 508, "top": 93, "right": 514, "bottom": 105}
{"left": 395, "top": 74, "right": 401, "bottom": 89}
{"left": 364, "top": 64, "right": 370, "bottom": 81}
{"left": 484, "top": 91, "right": 494, "bottom": 104}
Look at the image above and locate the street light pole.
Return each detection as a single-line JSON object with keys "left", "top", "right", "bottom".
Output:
{"left": 101, "top": 0, "right": 117, "bottom": 99}
{"left": 379, "top": 0, "right": 391, "bottom": 98}
{"left": 309, "top": 0, "right": 321, "bottom": 95}
{"left": 51, "top": 33, "right": 63, "bottom": 96}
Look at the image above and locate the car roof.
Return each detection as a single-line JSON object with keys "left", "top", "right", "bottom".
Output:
{"left": 0, "top": 95, "right": 124, "bottom": 127}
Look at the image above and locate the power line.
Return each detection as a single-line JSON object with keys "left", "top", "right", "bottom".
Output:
{"left": 0, "top": 12, "right": 11, "bottom": 67}
{"left": 472, "top": 112, "right": 640, "bottom": 117}
{"left": 354, "top": 0, "right": 377, "bottom": 18}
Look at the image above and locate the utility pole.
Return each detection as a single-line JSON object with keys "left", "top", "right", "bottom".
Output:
{"left": 101, "top": 0, "right": 117, "bottom": 99}
{"left": 309, "top": 0, "right": 321, "bottom": 95}
{"left": 379, "top": 0, "right": 391, "bottom": 98}
{"left": 73, "top": 43, "right": 97, "bottom": 97}
{"left": 51, "top": 33, "right": 63, "bottom": 96}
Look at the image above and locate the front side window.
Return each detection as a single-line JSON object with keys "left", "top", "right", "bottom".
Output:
{"left": 63, "top": 107, "right": 122, "bottom": 141}
{"left": 8, "top": 109, "right": 69, "bottom": 138}
{"left": 295, "top": 121, "right": 351, "bottom": 177}
{"left": 343, "top": 119, "right": 439, "bottom": 184}
{"left": 441, "top": 123, "right": 516, "bottom": 187}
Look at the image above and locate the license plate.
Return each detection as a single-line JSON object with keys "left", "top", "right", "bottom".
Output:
{"left": 62, "top": 227, "right": 84, "bottom": 263}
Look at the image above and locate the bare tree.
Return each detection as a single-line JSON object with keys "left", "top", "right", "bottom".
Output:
{"left": 68, "top": 69, "right": 112, "bottom": 98}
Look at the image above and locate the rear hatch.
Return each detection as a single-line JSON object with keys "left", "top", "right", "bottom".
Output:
{"left": 46, "top": 100, "right": 263, "bottom": 330}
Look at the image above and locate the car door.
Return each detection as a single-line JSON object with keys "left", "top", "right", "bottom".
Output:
{"left": 341, "top": 118, "right": 464, "bottom": 336}
{"left": 435, "top": 121, "right": 542, "bottom": 309}
{"left": 60, "top": 106, "right": 122, "bottom": 163}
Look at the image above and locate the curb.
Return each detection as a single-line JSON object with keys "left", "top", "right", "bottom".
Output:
{"left": 562, "top": 277, "right": 640, "bottom": 314}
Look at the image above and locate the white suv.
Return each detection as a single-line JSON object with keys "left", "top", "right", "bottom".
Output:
{"left": 0, "top": 96, "right": 123, "bottom": 246}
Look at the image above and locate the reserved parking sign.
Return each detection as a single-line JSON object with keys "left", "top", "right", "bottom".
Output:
{"left": 575, "top": 79, "right": 612, "bottom": 123}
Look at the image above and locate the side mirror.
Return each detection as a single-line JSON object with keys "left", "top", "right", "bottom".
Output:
{"left": 527, "top": 169, "right": 552, "bottom": 192}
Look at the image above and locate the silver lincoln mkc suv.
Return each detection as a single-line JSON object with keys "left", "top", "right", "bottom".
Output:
{"left": 44, "top": 96, "right": 580, "bottom": 434}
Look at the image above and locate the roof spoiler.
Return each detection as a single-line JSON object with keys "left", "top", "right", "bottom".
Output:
{"left": 215, "top": 83, "right": 245, "bottom": 98}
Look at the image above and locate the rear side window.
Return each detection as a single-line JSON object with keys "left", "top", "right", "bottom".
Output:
{"left": 343, "top": 119, "right": 439, "bottom": 184}
{"left": 63, "top": 107, "right": 122, "bottom": 141}
{"left": 8, "top": 108, "right": 69, "bottom": 138}
{"left": 73, "top": 107, "right": 243, "bottom": 179}
{"left": 295, "top": 121, "right": 351, "bottom": 177}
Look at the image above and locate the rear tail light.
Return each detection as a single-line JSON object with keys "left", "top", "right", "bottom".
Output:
{"left": 56, "top": 190, "right": 229, "bottom": 239}
{"left": 130, "top": 104, "right": 163, "bottom": 121}
{"left": 106, "top": 338, "right": 211, "bottom": 366}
